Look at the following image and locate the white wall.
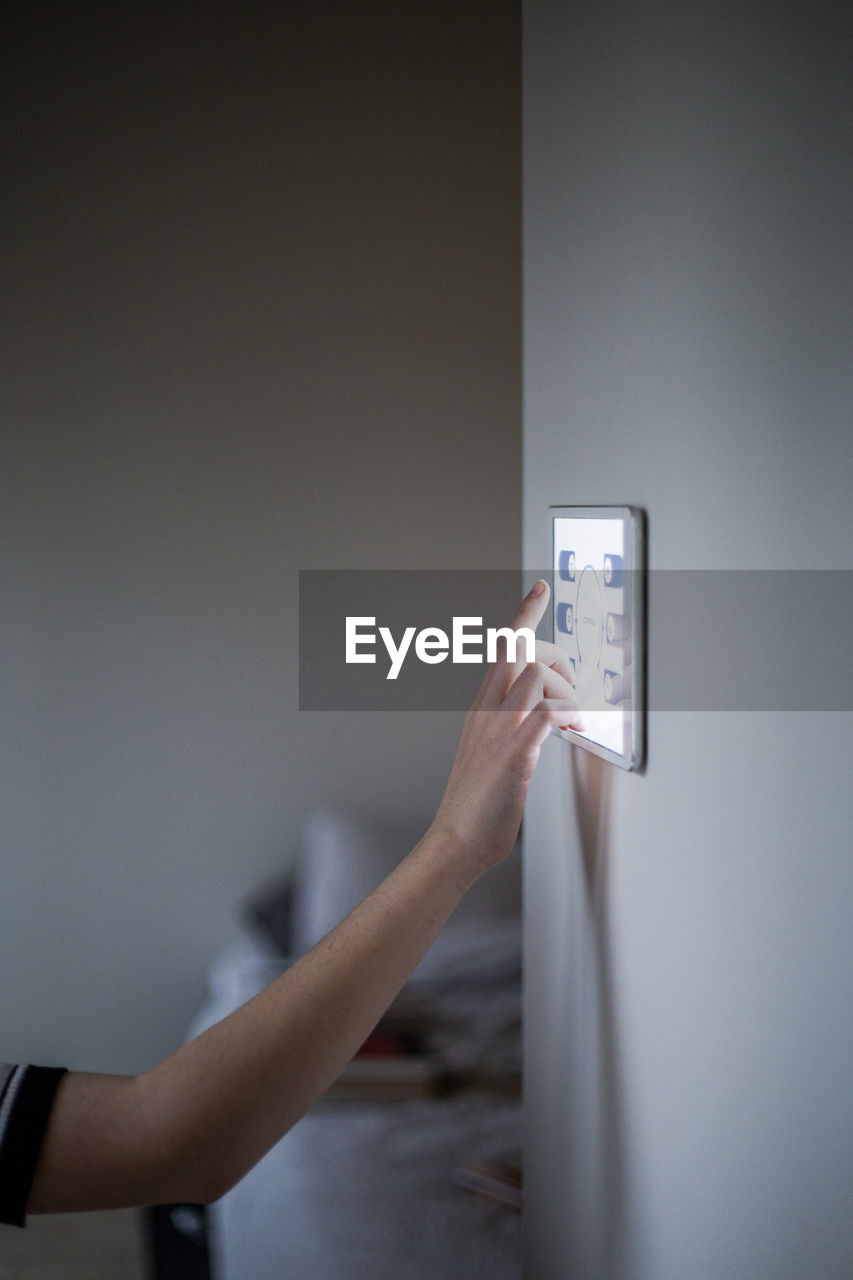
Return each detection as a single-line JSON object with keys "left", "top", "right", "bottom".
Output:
{"left": 523, "top": 2, "right": 853, "bottom": 1278}
{"left": 2, "top": 4, "right": 520, "bottom": 1074}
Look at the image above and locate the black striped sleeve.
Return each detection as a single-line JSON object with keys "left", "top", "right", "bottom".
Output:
{"left": 0, "top": 1063, "right": 67, "bottom": 1228}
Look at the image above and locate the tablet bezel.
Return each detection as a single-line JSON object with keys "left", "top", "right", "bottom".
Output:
{"left": 547, "top": 505, "right": 646, "bottom": 772}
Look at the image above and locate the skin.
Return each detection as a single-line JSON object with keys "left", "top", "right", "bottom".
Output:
{"left": 27, "top": 580, "right": 582, "bottom": 1214}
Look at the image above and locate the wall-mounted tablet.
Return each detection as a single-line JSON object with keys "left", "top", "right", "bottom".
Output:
{"left": 549, "top": 506, "right": 646, "bottom": 771}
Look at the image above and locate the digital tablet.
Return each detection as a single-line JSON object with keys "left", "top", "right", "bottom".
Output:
{"left": 548, "top": 506, "right": 646, "bottom": 771}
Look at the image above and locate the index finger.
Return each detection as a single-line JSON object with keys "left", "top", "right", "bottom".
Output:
{"left": 502, "top": 578, "right": 551, "bottom": 687}
{"left": 508, "top": 578, "right": 550, "bottom": 633}
{"left": 473, "top": 579, "right": 551, "bottom": 707}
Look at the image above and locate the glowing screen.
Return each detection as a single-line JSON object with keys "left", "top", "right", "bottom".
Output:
{"left": 551, "top": 507, "right": 644, "bottom": 770}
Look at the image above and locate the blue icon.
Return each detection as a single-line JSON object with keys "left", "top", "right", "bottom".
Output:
{"left": 606, "top": 612, "right": 628, "bottom": 644}
{"left": 556, "top": 602, "right": 573, "bottom": 634}
{"left": 558, "top": 549, "right": 576, "bottom": 582}
{"left": 603, "top": 669, "right": 629, "bottom": 704}
{"left": 603, "top": 554, "right": 623, "bottom": 588}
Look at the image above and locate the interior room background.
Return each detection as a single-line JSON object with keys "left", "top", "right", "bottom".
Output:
{"left": 4, "top": 3, "right": 853, "bottom": 1278}
{"left": 2, "top": 2, "right": 521, "bottom": 1075}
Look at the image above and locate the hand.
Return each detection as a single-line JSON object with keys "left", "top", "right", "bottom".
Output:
{"left": 429, "top": 579, "right": 583, "bottom": 879}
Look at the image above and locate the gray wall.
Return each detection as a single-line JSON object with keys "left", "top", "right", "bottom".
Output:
{"left": 2, "top": 4, "right": 520, "bottom": 1074}
{"left": 523, "top": 2, "right": 853, "bottom": 1278}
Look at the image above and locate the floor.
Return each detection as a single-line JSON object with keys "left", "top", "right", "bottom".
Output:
{"left": 0, "top": 1208, "right": 147, "bottom": 1280}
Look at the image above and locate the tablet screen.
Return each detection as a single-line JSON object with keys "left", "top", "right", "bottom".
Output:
{"left": 550, "top": 506, "right": 645, "bottom": 770}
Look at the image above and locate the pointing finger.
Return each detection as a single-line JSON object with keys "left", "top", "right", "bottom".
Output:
{"left": 473, "top": 579, "right": 552, "bottom": 708}
{"left": 508, "top": 579, "right": 550, "bottom": 634}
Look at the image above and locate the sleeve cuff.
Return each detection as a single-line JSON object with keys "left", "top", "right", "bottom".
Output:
{"left": 0, "top": 1065, "right": 67, "bottom": 1227}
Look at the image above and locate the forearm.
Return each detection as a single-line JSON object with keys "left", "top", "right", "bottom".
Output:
{"left": 30, "top": 826, "right": 478, "bottom": 1212}
{"left": 138, "top": 824, "right": 477, "bottom": 1200}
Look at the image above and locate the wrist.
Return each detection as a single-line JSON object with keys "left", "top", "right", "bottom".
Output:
{"left": 421, "top": 820, "right": 488, "bottom": 898}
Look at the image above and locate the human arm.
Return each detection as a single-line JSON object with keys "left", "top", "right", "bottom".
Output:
{"left": 26, "top": 580, "right": 581, "bottom": 1214}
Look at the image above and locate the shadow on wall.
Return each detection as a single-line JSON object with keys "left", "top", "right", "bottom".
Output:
{"left": 569, "top": 747, "right": 627, "bottom": 1279}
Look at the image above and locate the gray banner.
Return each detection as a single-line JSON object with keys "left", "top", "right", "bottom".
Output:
{"left": 298, "top": 570, "right": 853, "bottom": 712}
